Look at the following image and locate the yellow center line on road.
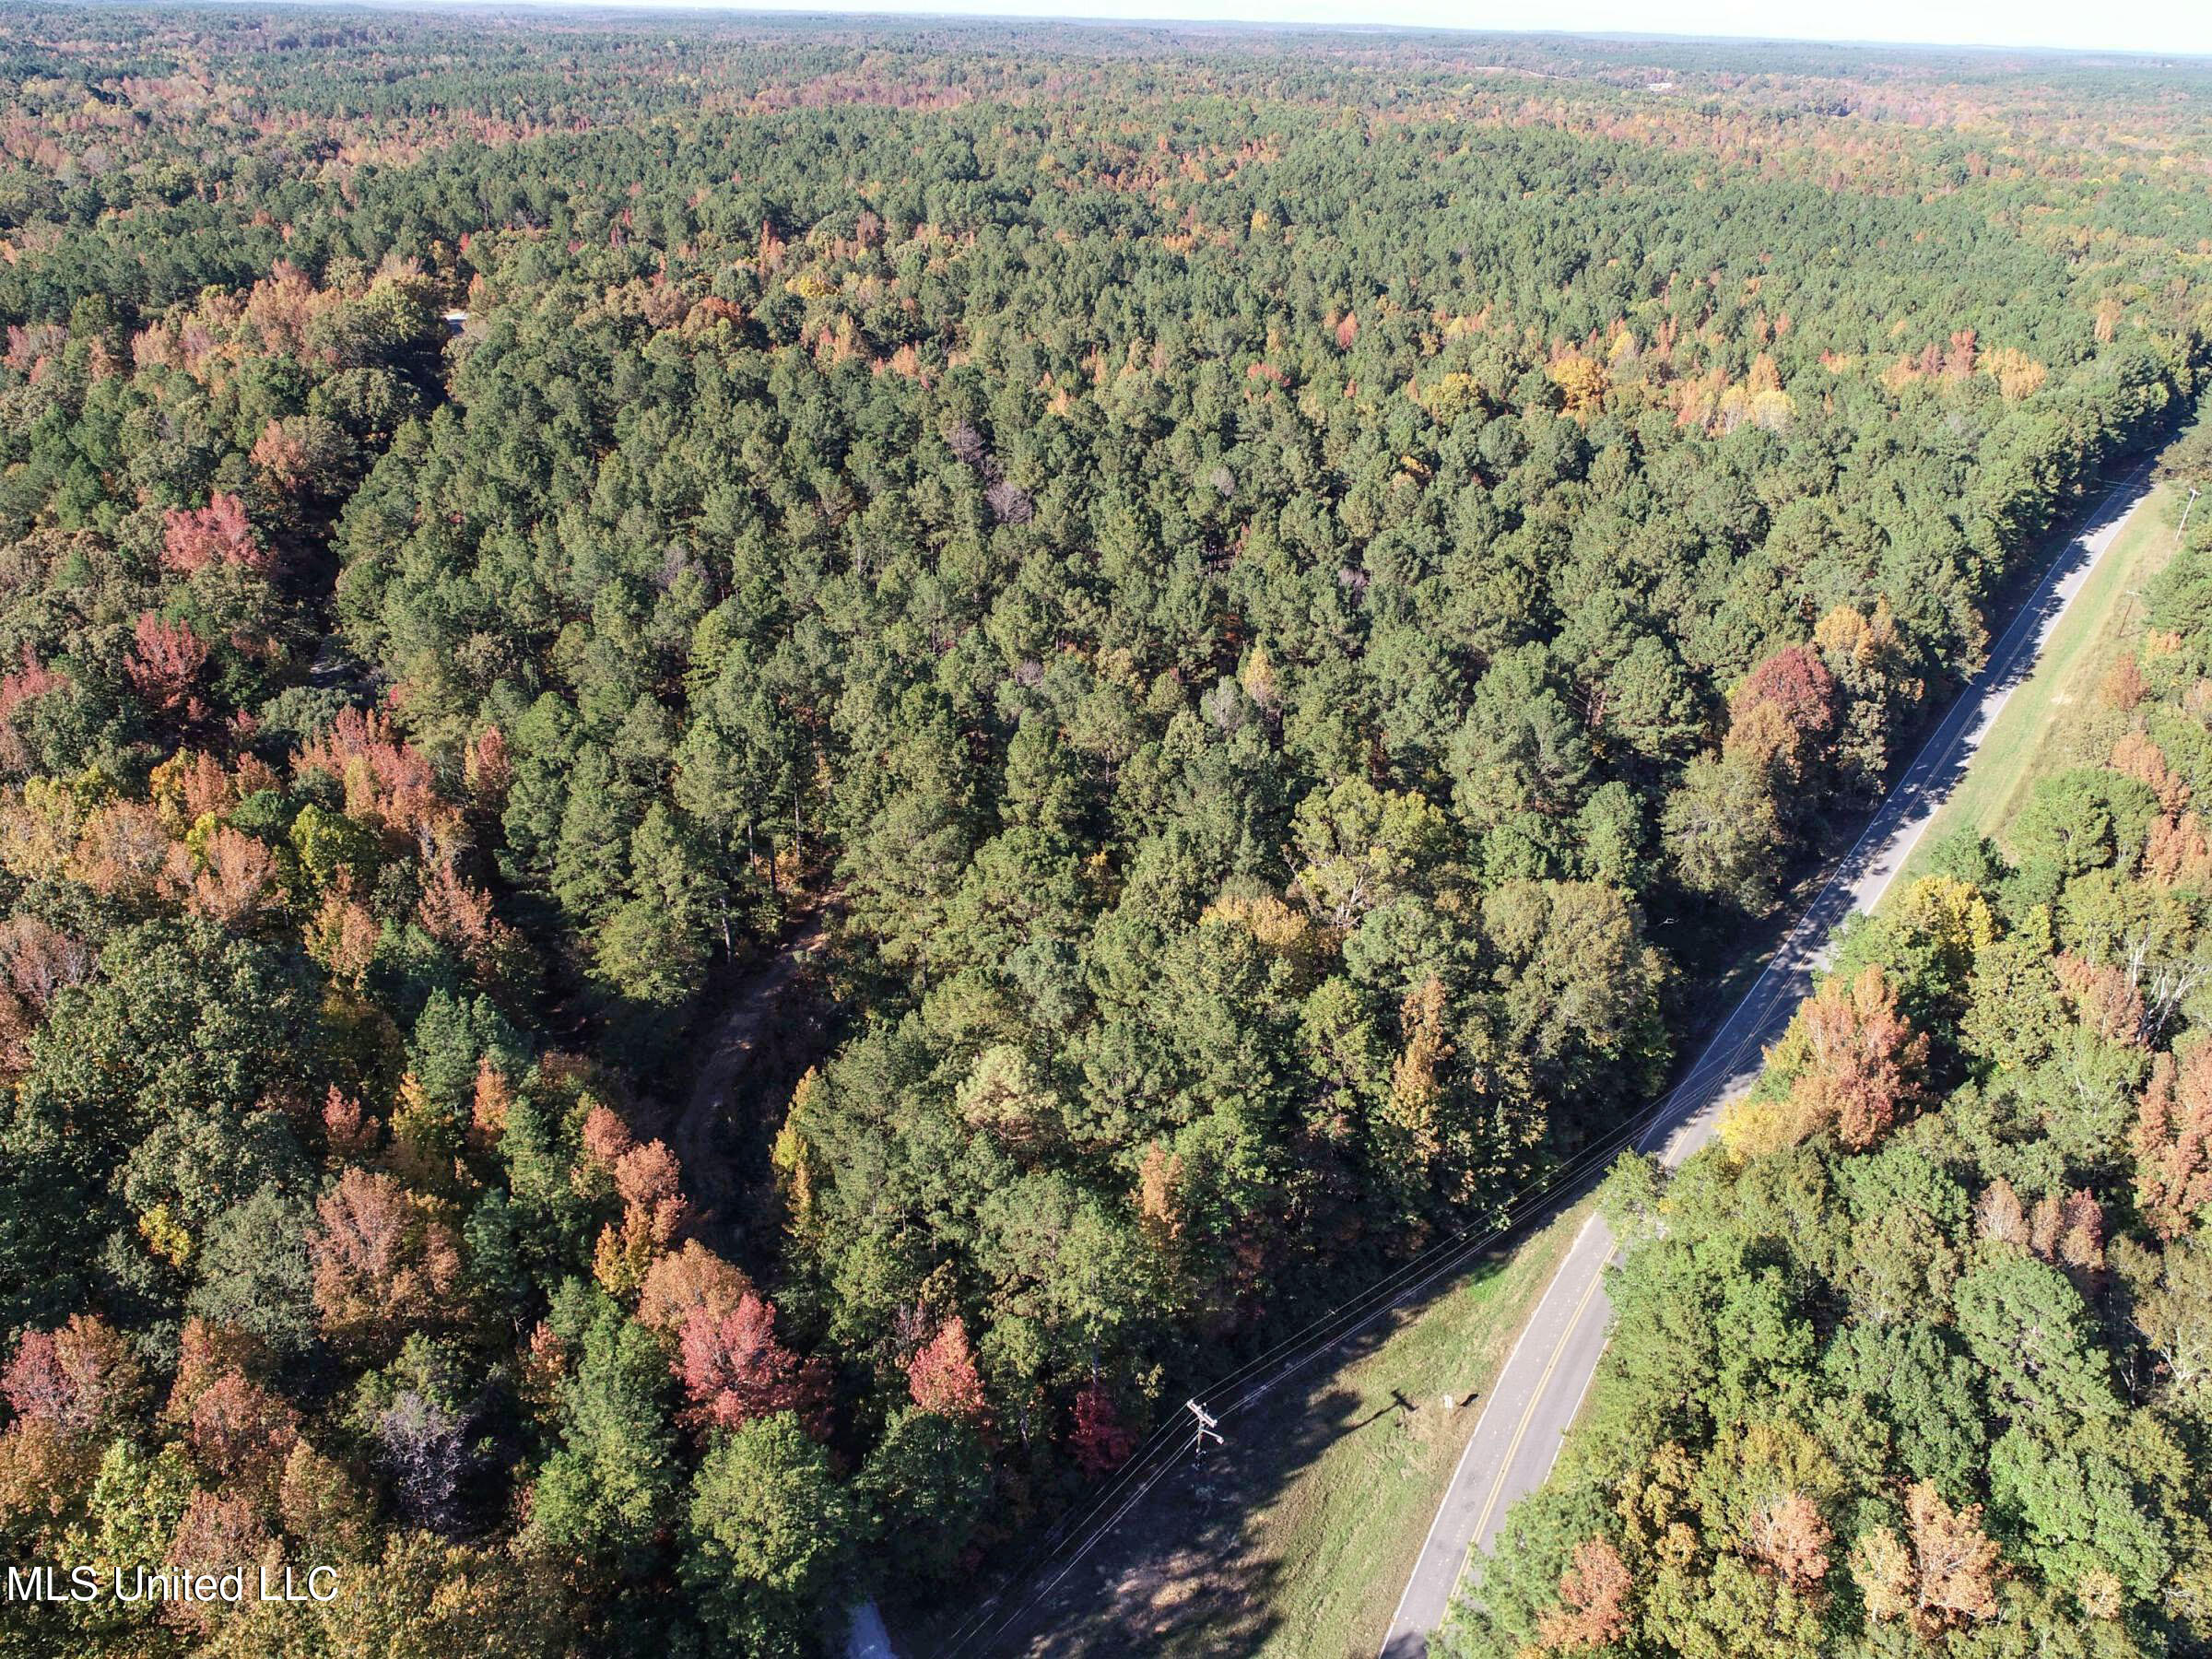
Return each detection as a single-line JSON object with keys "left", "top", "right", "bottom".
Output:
{"left": 1465, "top": 1259, "right": 1613, "bottom": 1550}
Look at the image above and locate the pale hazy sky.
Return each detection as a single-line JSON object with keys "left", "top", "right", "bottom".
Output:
{"left": 593, "top": 0, "right": 2212, "bottom": 57}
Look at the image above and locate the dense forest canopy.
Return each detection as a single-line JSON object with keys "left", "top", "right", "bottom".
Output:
{"left": 1443, "top": 430, "right": 2212, "bottom": 1658}
{"left": 0, "top": 6, "right": 2207, "bottom": 1653}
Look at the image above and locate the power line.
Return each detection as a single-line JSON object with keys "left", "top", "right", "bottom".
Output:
{"left": 933, "top": 1013, "right": 1776, "bottom": 1658}
{"left": 933, "top": 892, "right": 1821, "bottom": 1658}
{"left": 938, "top": 457, "right": 2160, "bottom": 1659}
{"left": 949, "top": 1431, "right": 1204, "bottom": 1658}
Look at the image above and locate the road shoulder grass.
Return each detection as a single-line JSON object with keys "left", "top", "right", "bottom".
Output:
{"left": 967, "top": 486, "right": 2186, "bottom": 1659}
{"left": 1887, "top": 481, "right": 2183, "bottom": 898}
{"left": 1175, "top": 1196, "right": 1599, "bottom": 1659}
{"left": 1150, "top": 484, "right": 2184, "bottom": 1656}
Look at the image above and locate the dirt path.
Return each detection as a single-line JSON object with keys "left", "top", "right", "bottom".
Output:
{"left": 655, "top": 910, "right": 830, "bottom": 1243}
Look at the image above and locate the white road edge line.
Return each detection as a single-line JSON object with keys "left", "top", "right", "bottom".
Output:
{"left": 1374, "top": 458, "right": 2160, "bottom": 1656}
{"left": 1379, "top": 1213, "right": 1605, "bottom": 1640}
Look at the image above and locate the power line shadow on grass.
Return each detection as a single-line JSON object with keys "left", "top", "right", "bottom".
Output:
{"left": 994, "top": 1254, "right": 1526, "bottom": 1659}
{"left": 947, "top": 465, "right": 2164, "bottom": 1659}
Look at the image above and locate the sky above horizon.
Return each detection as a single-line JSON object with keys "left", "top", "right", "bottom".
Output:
{"left": 559, "top": 0, "right": 2212, "bottom": 57}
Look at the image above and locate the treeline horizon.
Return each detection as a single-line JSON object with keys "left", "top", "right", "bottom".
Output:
{"left": 0, "top": 8, "right": 2207, "bottom": 1655}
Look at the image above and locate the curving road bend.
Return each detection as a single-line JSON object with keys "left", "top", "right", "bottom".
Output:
{"left": 1378, "top": 461, "right": 2161, "bottom": 1659}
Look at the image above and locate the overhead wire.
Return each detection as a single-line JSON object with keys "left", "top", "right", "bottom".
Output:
{"left": 934, "top": 998, "right": 1779, "bottom": 1657}
{"left": 939, "top": 460, "right": 2159, "bottom": 1658}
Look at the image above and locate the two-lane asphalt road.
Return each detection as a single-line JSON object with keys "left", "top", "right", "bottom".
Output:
{"left": 1377, "top": 461, "right": 2162, "bottom": 1659}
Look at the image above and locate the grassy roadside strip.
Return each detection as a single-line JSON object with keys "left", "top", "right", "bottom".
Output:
{"left": 1885, "top": 480, "right": 2184, "bottom": 899}
{"left": 1162, "top": 1195, "right": 1599, "bottom": 1659}
{"left": 953, "top": 481, "right": 2194, "bottom": 1659}
{"left": 1171, "top": 487, "right": 2184, "bottom": 1658}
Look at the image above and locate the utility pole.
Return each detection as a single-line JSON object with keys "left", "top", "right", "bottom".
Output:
{"left": 2181, "top": 486, "right": 2200, "bottom": 543}
{"left": 1186, "top": 1399, "right": 1223, "bottom": 1457}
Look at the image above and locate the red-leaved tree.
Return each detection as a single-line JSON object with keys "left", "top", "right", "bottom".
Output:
{"left": 159, "top": 493, "right": 269, "bottom": 574}
{"left": 675, "top": 1294, "right": 826, "bottom": 1436}
{"left": 124, "top": 613, "right": 210, "bottom": 721}
{"left": 182, "top": 1370, "right": 300, "bottom": 1489}
{"left": 308, "top": 1169, "right": 462, "bottom": 1351}
{"left": 2135, "top": 1048, "right": 2212, "bottom": 1240}
{"left": 1726, "top": 643, "right": 1841, "bottom": 787}
{"left": 1537, "top": 1537, "right": 1632, "bottom": 1650}
{"left": 1, "top": 1314, "right": 143, "bottom": 1433}
{"left": 1791, "top": 963, "right": 1928, "bottom": 1148}
{"left": 907, "top": 1318, "right": 987, "bottom": 1422}
{"left": 1068, "top": 1383, "right": 1135, "bottom": 1477}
